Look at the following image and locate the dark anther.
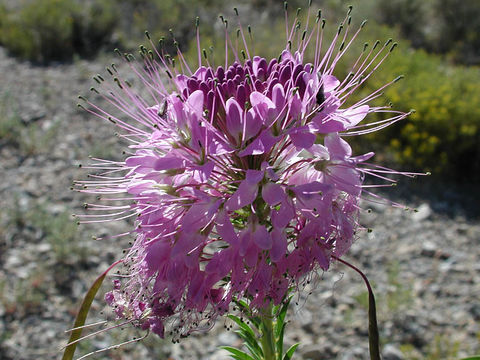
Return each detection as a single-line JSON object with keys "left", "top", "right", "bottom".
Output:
{"left": 316, "top": 84, "right": 325, "bottom": 110}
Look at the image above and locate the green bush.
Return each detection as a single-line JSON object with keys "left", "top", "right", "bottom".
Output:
{"left": 351, "top": 35, "right": 480, "bottom": 181}
{"left": 0, "top": 0, "right": 117, "bottom": 63}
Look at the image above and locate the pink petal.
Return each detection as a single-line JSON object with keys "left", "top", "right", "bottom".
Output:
{"left": 312, "top": 245, "right": 330, "bottom": 270}
{"left": 154, "top": 156, "right": 185, "bottom": 171}
{"left": 315, "top": 119, "right": 346, "bottom": 133}
{"left": 238, "top": 130, "right": 279, "bottom": 157}
{"left": 322, "top": 75, "right": 340, "bottom": 92}
{"left": 225, "top": 170, "right": 263, "bottom": 211}
{"left": 192, "top": 161, "right": 214, "bottom": 182}
{"left": 272, "top": 198, "right": 295, "bottom": 228}
{"left": 342, "top": 105, "right": 369, "bottom": 127}
{"left": 125, "top": 152, "right": 157, "bottom": 168}
{"left": 127, "top": 180, "right": 155, "bottom": 195}
{"left": 181, "top": 199, "right": 221, "bottom": 231}
{"left": 225, "top": 97, "right": 243, "bottom": 138}
{"left": 186, "top": 90, "right": 204, "bottom": 117}
{"left": 216, "top": 211, "right": 239, "bottom": 246}
{"left": 145, "top": 240, "right": 171, "bottom": 274}
{"left": 289, "top": 127, "right": 316, "bottom": 149}
{"left": 324, "top": 133, "right": 352, "bottom": 158}
{"left": 253, "top": 225, "right": 272, "bottom": 250}
{"left": 250, "top": 91, "right": 276, "bottom": 110}
{"left": 272, "top": 83, "right": 286, "bottom": 111}
{"left": 270, "top": 228, "right": 287, "bottom": 262}
{"left": 261, "top": 182, "right": 285, "bottom": 206}
{"left": 244, "top": 109, "right": 262, "bottom": 141}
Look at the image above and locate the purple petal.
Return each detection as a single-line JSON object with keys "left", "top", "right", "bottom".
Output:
{"left": 270, "top": 228, "right": 287, "bottom": 262}
{"left": 289, "top": 127, "right": 316, "bottom": 149}
{"left": 225, "top": 170, "right": 263, "bottom": 211}
{"left": 312, "top": 245, "right": 330, "bottom": 270}
{"left": 186, "top": 90, "right": 204, "bottom": 117}
{"left": 289, "top": 92, "right": 302, "bottom": 119}
{"left": 253, "top": 225, "right": 272, "bottom": 250}
{"left": 244, "top": 109, "right": 262, "bottom": 141}
{"left": 272, "top": 83, "right": 286, "bottom": 111}
{"left": 293, "top": 181, "right": 332, "bottom": 198}
{"left": 238, "top": 130, "right": 279, "bottom": 157}
{"left": 216, "top": 211, "right": 238, "bottom": 246}
{"left": 245, "top": 169, "right": 264, "bottom": 184}
{"left": 308, "top": 144, "right": 330, "bottom": 159}
{"left": 315, "top": 119, "right": 346, "bottom": 133}
{"left": 322, "top": 75, "right": 340, "bottom": 92}
{"left": 272, "top": 198, "right": 295, "bottom": 228}
{"left": 262, "top": 182, "right": 285, "bottom": 206}
{"left": 127, "top": 180, "right": 155, "bottom": 195}
{"left": 342, "top": 105, "right": 369, "bottom": 127}
{"left": 250, "top": 91, "right": 275, "bottom": 109}
{"left": 126, "top": 153, "right": 157, "bottom": 168}
{"left": 192, "top": 161, "right": 214, "bottom": 182}
{"left": 225, "top": 97, "right": 243, "bottom": 138}
{"left": 145, "top": 240, "right": 171, "bottom": 274}
{"left": 181, "top": 199, "right": 221, "bottom": 231}
{"left": 324, "top": 133, "right": 352, "bottom": 158}
{"left": 153, "top": 156, "right": 185, "bottom": 171}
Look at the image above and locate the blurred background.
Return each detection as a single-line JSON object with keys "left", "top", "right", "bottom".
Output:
{"left": 0, "top": 0, "right": 479, "bottom": 359}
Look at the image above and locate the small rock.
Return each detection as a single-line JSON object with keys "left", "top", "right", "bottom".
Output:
{"left": 36, "top": 243, "right": 52, "bottom": 253}
{"left": 338, "top": 346, "right": 364, "bottom": 360}
{"left": 470, "top": 303, "right": 480, "bottom": 321}
{"left": 421, "top": 240, "right": 450, "bottom": 259}
{"left": 383, "top": 343, "right": 404, "bottom": 360}
{"left": 411, "top": 203, "right": 432, "bottom": 221}
{"left": 295, "top": 308, "right": 314, "bottom": 332}
{"left": 421, "top": 240, "right": 437, "bottom": 257}
{"left": 217, "top": 331, "right": 237, "bottom": 346}
{"left": 300, "top": 344, "right": 325, "bottom": 360}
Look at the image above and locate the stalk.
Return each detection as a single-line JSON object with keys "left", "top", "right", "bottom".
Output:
{"left": 259, "top": 304, "right": 276, "bottom": 360}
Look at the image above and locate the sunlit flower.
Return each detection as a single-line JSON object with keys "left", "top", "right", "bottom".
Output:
{"left": 76, "top": 6, "right": 414, "bottom": 341}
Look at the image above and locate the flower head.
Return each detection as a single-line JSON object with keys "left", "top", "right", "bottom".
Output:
{"left": 76, "top": 6, "right": 414, "bottom": 340}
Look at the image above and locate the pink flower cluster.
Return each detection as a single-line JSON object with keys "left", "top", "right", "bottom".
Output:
{"left": 77, "top": 9, "right": 412, "bottom": 340}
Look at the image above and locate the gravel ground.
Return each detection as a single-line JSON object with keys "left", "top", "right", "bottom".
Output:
{"left": 0, "top": 47, "right": 479, "bottom": 360}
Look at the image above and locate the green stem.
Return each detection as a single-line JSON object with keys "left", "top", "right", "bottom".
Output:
{"left": 259, "top": 304, "right": 276, "bottom": 360}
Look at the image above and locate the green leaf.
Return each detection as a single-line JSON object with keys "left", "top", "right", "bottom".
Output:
{"left": 368, "top": 287, "right": 381, "bottom": 360}
{"left": 282, "top": 343, "right": 299, "bottom": 360}
{"left": 233, "top": 299, "right": 261, "bottom": 328}
{"left": 220, "top": 346, "right": 257, "bottom": 360}
{"left": 334, "top": 257, "right": 381, "bottom": 360}
{"left": 275, "top": 296, "right": 292, "bottom": 338}
{"left": 229, "top": 314, "right": 257, "bottom": 338}
{"left": 276, "top": 322, "right": 286, "bottom": 359}
{"left": 228, "top": 315, "right": 263, "bottom": 359}
{"left": 62, "top": 261, "right": 121, "bottom": 360}
{"left": 459, "top": 357, "right": 480, "bottom": 360}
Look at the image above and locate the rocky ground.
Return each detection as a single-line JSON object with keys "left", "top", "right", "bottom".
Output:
{"left": 0, "top": 46, "right": 479, "bottom": 360}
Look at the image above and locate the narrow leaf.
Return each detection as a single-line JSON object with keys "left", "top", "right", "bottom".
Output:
{"left": 228, "top": 314, "right": 257, "bottom": 338}
{"left": 334, "top": 256, "right": 381, "bottom": 360}
{"left": 62, "top": 261, "right": 121, "bottom": 360}
{"left": 276, "top": 322, "right": 286, "bottom": 359}
{"left": 275, "top": 296, "right": 292, "bottom": 338}
{"left": 243, "top": 342, "right": 263, "bottom": 360}
{"left": 282, "top": 343, "right": 299, "bottom": 360}
{"left": 368, "top": 289, "right": 381, "bottom": 360}
{"left": 221, "top": 346, "right": 257, "bottom": 360}
{"left": 228, "top": 315, "right": 263, "bottom": 358}
{"left": 460, "top": 357, "right": 480, "bottom": 360}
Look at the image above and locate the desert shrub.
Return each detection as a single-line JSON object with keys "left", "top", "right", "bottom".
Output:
{"left": 71, "top": 0, "right": 118, "bottom": 58}
{"left": 0, "top": 0, "right": 117, "bottom": 63}
{"left": 432, "top": 0, "right": 480, "bottom": 65}
{"left": 352, "top": 40, "right": 480, "bottom": 181}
